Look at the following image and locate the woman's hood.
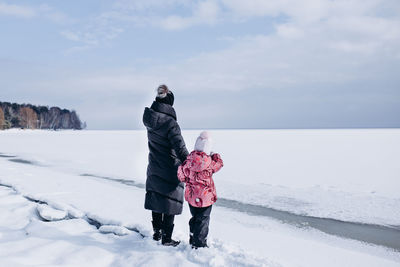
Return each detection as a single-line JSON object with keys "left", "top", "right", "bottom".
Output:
{"left": 143, "top": 102, "right": 178, "bottom": 131}
{"left": 186, "top": 151, "right": 212, "bottom": 172}
{"left": 143, "top": 107, "right": 159, "bottom": 130}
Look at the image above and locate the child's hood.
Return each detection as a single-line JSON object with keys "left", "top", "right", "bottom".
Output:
{"left": 186, "top": 151, "right": 212, "bottom": 172}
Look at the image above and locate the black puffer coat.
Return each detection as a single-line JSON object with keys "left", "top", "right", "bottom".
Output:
{"left": 143, "top": 101, "right": 189, "bottom": 215}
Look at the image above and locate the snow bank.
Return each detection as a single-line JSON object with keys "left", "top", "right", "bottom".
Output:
{"left": 37, "top": 204, "right": 68, "bottom": 221}
{"left": 99, "top": 225, "right": 131, "bottom": 236}
{"left": 0, "top": 185, "right": 280, "bottom": 267}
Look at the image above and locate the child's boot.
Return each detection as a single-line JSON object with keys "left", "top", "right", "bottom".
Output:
{"left": 191, "top": 236, "right": 208, "bottom": 249}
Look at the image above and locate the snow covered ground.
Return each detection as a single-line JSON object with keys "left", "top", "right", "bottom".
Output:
{"left": 0, "top": 129, "right": 399, "bottom": 266}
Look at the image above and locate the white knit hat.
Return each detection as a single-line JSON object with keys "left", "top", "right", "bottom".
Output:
{"left": 194, "top": 131, "right": 212, "bottom": 155}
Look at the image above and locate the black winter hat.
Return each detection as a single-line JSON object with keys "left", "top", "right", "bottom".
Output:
{"left": 156, "top": 84, "right": 174, "bottom": 106}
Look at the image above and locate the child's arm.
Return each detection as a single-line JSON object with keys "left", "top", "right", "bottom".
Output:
{"left": 177, "top": 162, "right": 188, "bottom": 182}
{"left": 210, "top": 153, "right": 223, "bottom": 173}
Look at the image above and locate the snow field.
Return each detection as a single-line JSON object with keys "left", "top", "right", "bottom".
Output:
{"left": 0, "top": 129, "right": 399, "bottom": 266}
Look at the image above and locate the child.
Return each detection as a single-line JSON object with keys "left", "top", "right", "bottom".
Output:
{"left": 178, "top": 131, "right": 223, "bottom": 248}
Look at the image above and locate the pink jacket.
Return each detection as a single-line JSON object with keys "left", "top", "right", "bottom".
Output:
{"left": 178, "top": 151, "right": 223, "bottom": 207}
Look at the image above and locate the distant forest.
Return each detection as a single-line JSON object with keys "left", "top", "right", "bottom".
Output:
{"left": 0, "top": 102, "right": 85, "bottom": 130}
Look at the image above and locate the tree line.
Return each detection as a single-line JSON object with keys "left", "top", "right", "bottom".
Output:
{"left": 0, "top": 102, "right": 84, "bottom": 130}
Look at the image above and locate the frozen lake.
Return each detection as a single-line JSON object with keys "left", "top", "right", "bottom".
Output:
{"left": 0, "top": 129, "right": 399, "bottom": 266}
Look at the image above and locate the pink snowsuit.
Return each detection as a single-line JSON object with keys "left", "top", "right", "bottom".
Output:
{"left": 178, "top": 151, "right": 223, "bottom": 208}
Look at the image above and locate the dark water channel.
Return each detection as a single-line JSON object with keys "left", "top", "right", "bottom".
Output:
{"left": 80, "top": 173, "right": 400, "bottom": 252}
{"left": 0, "top": 153, "right": 16, "bottom": 158}
{"left": 0, "top": 153, "right": 36, "bottom": 165}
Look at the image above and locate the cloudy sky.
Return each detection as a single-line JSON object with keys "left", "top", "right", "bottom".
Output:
{"left": 0, "top": 0, "right": 399, "bottom": 129}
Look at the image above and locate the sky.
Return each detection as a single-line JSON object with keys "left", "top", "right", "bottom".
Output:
{"left": 0, "top": 0, "right": 399, "bottom": 129}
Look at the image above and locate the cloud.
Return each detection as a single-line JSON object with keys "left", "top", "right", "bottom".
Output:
{"left": 0, "top": 2, "right": 73, "bottom": 25}
{"left": 218, "top": 0, "right": 373, "bottom": 22}
{"left": 276, "top": 24, "right": 304, "bottom": 39}
{"left": 34, "top": 0, "right": 400, "bottom": 95}
{"left": 160, "top": 0, "right": 220, "bottom": 30}
{"left": 60, "top": 13, "right": 125, "bottom": 52}
{"left": 2, "top": 0, "right": 399, "bottom": 128}
{"left": 60, "top": 0, "right": 220, "bottom": 47}
{"left": 112, "top": 0, "right": 189, "bottom": 12}
{"left": 29, "top": 28, "right": 398, "bottom": 96}
{"left": 38, "top": 4, "right": 75, "bottom": 24}
{"left": 0, "top": 2, "right": 36, "bottom": 18}
{"left": 59, "top": 0, "right": 400, "bottom": 50}
{"left": 60, "top": 31, "right": 80, "bottom": 42}
{"left": 9, "top": 0, "right": 400, "bottom": 92}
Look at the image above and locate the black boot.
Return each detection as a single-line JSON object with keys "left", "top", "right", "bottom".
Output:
{"left": 161, "top": 224, "right": 180, "bottom": 247}
{"left": 191, "top": 243, "right": 209, "bottom": 249}
{"left": 152, "top": 221, "right": 162, "bottom": 241}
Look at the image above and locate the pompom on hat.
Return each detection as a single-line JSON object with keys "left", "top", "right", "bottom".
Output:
{"left": 157, "top": 84, "right": 169, "bottom": 98}
{"left": 156, "top": 84, "right": 174, "bottom": 106}
{"left": 194, "top": 131, "right": 213, "bottom": 155}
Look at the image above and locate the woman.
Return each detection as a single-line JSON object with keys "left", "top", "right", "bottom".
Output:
{"left": 142, "top": 85, "right": 189, "bottom": 246}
